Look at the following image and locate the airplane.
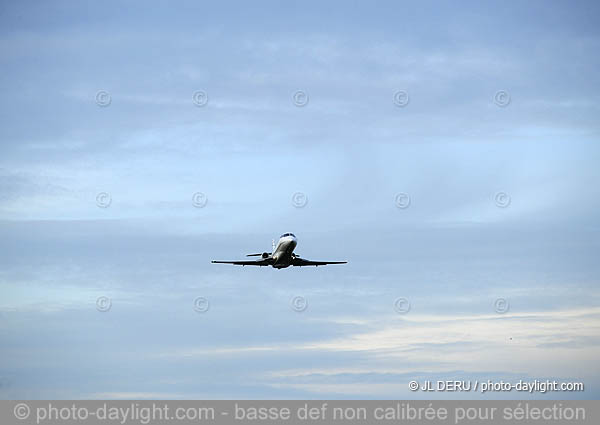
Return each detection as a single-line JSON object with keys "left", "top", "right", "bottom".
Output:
{"left": 211, "top": 233, "right": 347, "bottom": 269}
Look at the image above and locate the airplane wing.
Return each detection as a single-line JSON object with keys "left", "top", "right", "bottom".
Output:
{"left": 211, "top": 258, "right": 272, "bottom": 266}
{"left": 291, "top": 257, "right": 347, "bottom": 267}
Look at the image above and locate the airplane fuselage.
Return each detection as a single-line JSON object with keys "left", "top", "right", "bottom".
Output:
{"left": 271, "top": 233, "right": 298, "bottom": 268}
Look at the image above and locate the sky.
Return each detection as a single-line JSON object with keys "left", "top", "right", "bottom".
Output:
{"left": 0, "top": 0, "right": 599, "bottom": 399}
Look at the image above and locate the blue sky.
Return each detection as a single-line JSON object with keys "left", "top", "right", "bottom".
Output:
{"left": 1, "top": 0, "right": 599, "bottom": 399}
